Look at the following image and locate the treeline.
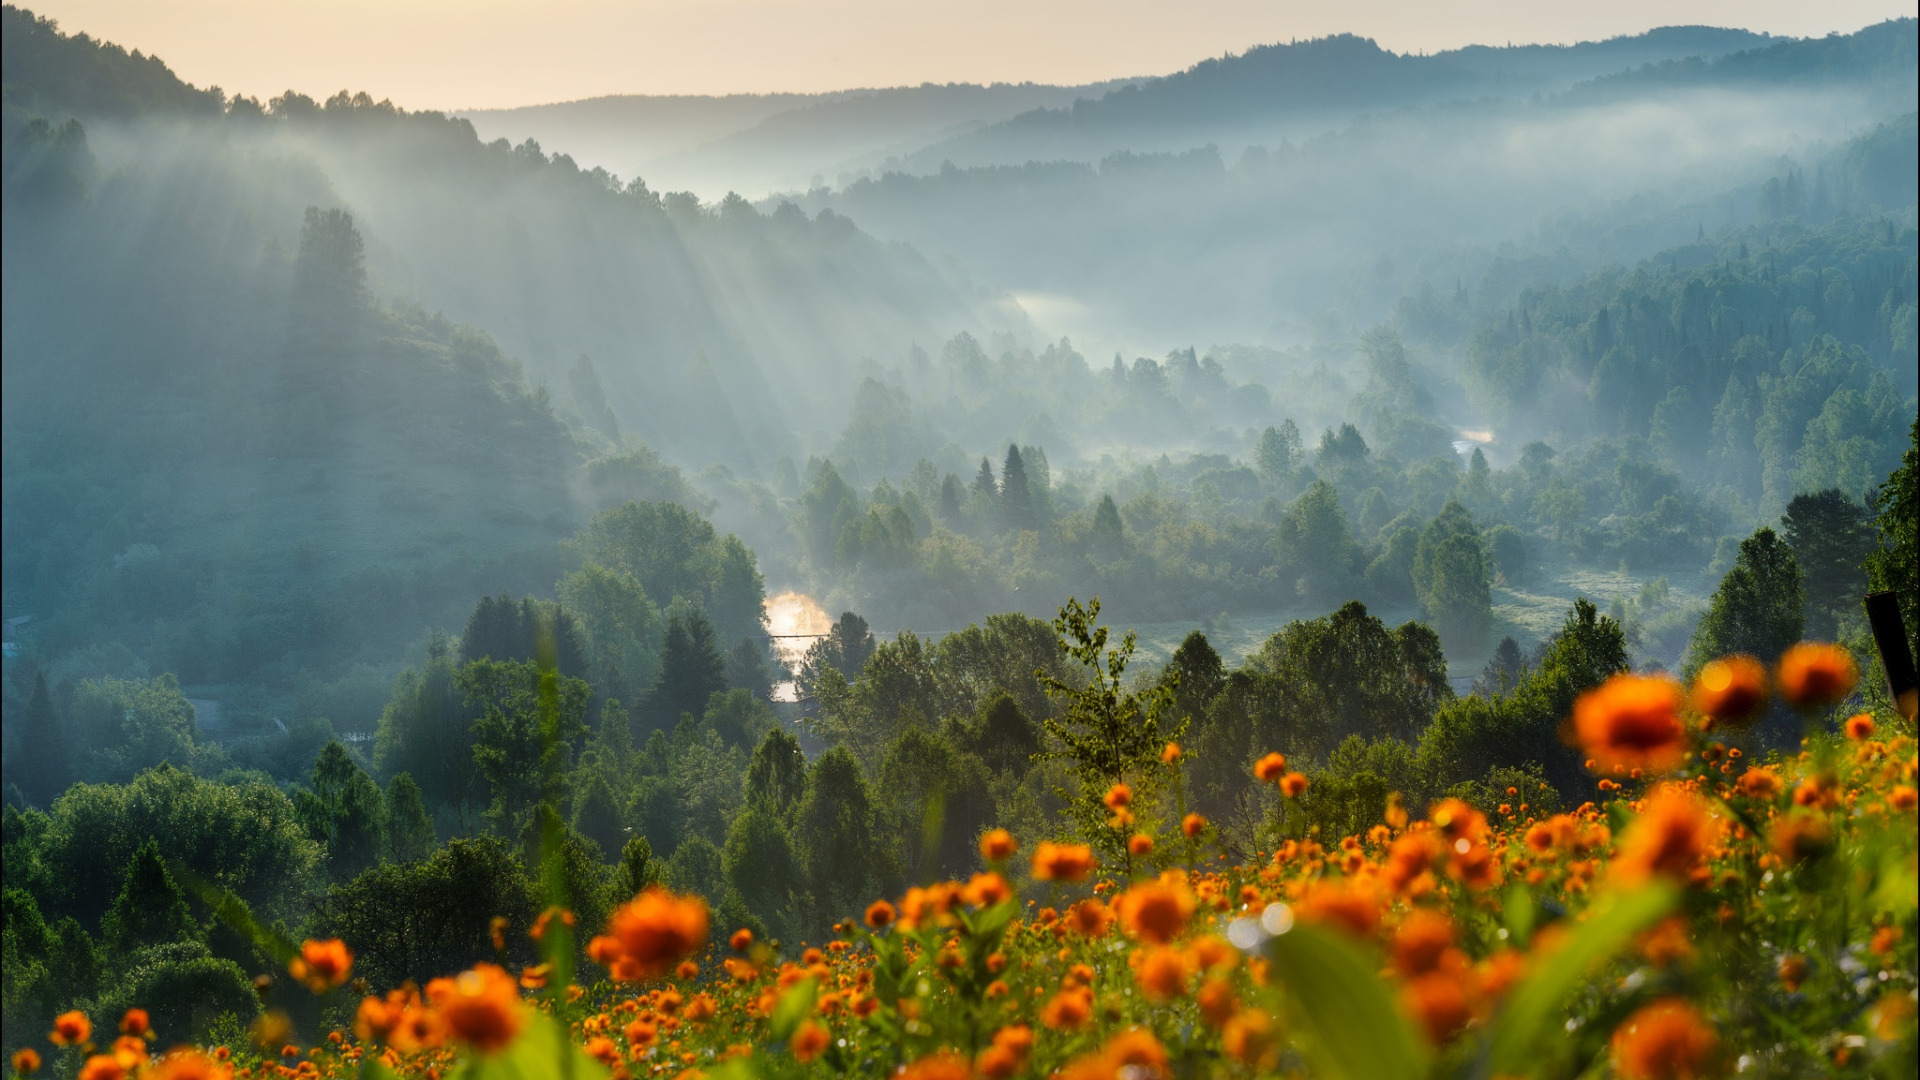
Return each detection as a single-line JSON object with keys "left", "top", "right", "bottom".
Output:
{"left": 1461, "top": 209, "right": 1918, "bottom": 508}
{"left": 2, "top": 419, "right": 1912, "bottom": 1052}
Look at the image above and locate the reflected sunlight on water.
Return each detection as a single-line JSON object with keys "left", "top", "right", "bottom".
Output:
{"left": 763, "top": 590, "right": 832, "bottom": 702}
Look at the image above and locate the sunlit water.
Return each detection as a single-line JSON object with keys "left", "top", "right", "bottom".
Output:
{"left": 763, "top": 590, "right": 832, "bottom": 702}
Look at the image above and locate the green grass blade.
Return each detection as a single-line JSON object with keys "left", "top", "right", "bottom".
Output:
{"left": 1267, "top": 922, "right": 1429, "bottom": 1080}
{"left": 1484, "top": 882, "right": 1677, "bottom": 1077}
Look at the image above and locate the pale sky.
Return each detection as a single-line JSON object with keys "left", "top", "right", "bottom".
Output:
{"left": 26, "top": 0, "right": 1918, "bottom": 110}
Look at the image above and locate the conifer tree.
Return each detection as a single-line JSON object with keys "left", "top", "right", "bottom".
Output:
{"left": 101, "top": 840, "right": 196, "bottom": 954}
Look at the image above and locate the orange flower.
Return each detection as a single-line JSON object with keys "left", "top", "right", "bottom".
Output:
{"left": 1735, "top": 766, "right": 1783, "bottom": 800}
{"left": 1102, "top": 783, "right": 1133, "bottom": 810}
{"left": 864, "top": 900, "right": 896, "bottom": 929}
{"left": 685, "top": 994, "right": 717, "bottom": 1023}
{"left": 1777, "top": 644, "right": 1856, "bottom": 708}
{"left": 729, "top": 928, "right": 754, "bottom": 952}
{"left": 1131, "top": 945, "right": 1191, "bottom": 1001}
{"left": 1127, "top": 833, "right": 1154, "bottom": 856}
{"left": 964, "top": 872, "right": 1013, "bottom": 908}
{"left": 1610, "top": 999, "right": 1719, "bottom": 1080}
{"left": 1295, "top": 878, "right": 1381, "bottom": 938}
{"left": 117, "top": 1011, "right": 150, "bottom": 1039}
{"left": 1197, "top": 978, "right": 1237, "bottom": 1028}
{"left": 1575, "top": 673, "right": 1687, "bottom": 774}
{"left": 1768, "top": 811, "right": 1833, "bottom": 865}
{"left": 590, "top": 887, "right": 709, "bottom": 982}
{"left": 1615, "top": 785, "right": 1722, "bottom": 885}
{"left": 582, "top": 1037, "right": 619, "bottom": 1068}
{"left": 897, "top": 1051, "right": 970, "bottom": 1080}
{"left": 789, "top": 1021, "right": 829, "bottom": 1064}
{"left": 1253, "top": 752, "right": 1288, "bottom": 782}
{"left": 1844, "top": 713, "right": 1875, "bottom": 740}
{"left": 1115, "top": 875, "right": 1197, "bottom": 944}
{"left": 1391, "top": 910, "right": 1455, "bottom": 976}
{"left": 1689, "top": 656, "right": 1767, "bottom": 728}
{"left": 1160, "top": 742, "right": 1182, "bottom": 763}
{"left": 1181, "top": 813, "right": 1207, "bottom": 838}
{"left": 1891, "top": 785, "right": 1918, "bottom": 812}
{"left": 425, "top": 964, "right": 524, "bottom": 1053}
{"left": 77, "top": 1056, "right": 125, "bottom": 1080}
{"left": 1040, "top": 988, "right": 1093, "bottom": 1030}
{"left": 1279, "top": 772, "right": 1310, "bottom": 798}
{"left": 289, "top": 938, "right": 353, "bottom": 992}
{"left": 13, "top": 1049, "right": 41, "bottom": 1076}
{"left": 1402, "top": 972, "right": 1472, "bottom": 1044}
{"left": 977, "top": 1026, "right": 1033, "bottom": 1079}
{"left": 1065, "top": 898, "right": 1113, "bottom": 937}
{"left": 1032, "top": 841, "right": 1097, "bottom": 882}
{"left": 979, "top": 828, "right": 1017, "bottom": 862}
{"left": 51, "top": 1011, "right": 92, "bottom": 1047}
{"left": 1777, "top": 954, "right": 1808, "bottom": 992}
{"left": 1222, "top": 1009, "right": 1277, "bottom": 1067}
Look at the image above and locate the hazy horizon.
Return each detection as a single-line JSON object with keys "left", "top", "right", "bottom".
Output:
{"left": 22, "top": 0, "right": 1915, "bottom": 109}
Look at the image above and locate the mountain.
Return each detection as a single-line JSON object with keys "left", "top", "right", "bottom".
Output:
{"left": 462, "top": 79, "right": 1137, "bottom": 199}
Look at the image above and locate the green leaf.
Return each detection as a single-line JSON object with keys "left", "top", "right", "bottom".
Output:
{"left": 1266, "top": 923, "right": 1429, "bottom": 1080}
{"left": 1503, "top": 884, "right": 1535, "bottom": 947}
{"left": 1483, "top": 882, "right": 1677, "bottom": 1077}
{"left": 769, "top": 976, "right": 819, "bottom": 1042}
{"left": 458, "top": 1013, "right": 609, "bottom": 1080}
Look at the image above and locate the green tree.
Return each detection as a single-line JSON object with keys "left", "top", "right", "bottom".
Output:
{"left": 878, "top": 728, "right": 992, "bottom": 883}
{"left": 1864, "top": 418, "right": 1917, "bottom": 662}
{"left": 1037, "top": 598, "right": 1182, "bottom": 859}
{"left": 744, "top": 728, "right": 808, "bottom": 817}
{"left": 96, "top": 941, "right": 258, "bottom": 1045}
{"left": 664, "top": 836, "right": 725, "bottom": 902}
{"left": 384, "top": 773, "right": 437, "bottom": 864}
{"left": 459, "top": 659, "right": 592, "bottom": 832}
{"left": 373, "top": 641, "right": 480, "bottom": 826}
{"left": 799, "top": 612, "right": 875, "bottom": 698}
{"left": 101, "top": 840, "right": 196, "bottom": 955}
{"left": 316, "top": 836, "right": 540, "bottom": 993}
{"left": 1250, "top": 601, "right": 1452, "bottom": 757}
{"left": 558, "top": 563, "right": 663, "bottom": 704}
{"left": 722, "top": 806, "right": 798, "bottom": 937}
{"left": 649, "top": 608, "right": 728, "bottom": 733}
{"left": 14, "top": 671, "right": 68, "bottom": 808}
{"left": 615, "top": 836, "right": 658, "bottom": 898}
{"left": 1165, "top": 631, "right": 1225, "bottom": 731}
{"left": 1255, "top": 420, "right": 1303, "bottom": 488}
{"left": 1781, "top": 488, "right": 1877, "bottom": 639}
{"left": 40, "top": 766, "right": 320, "bottom": 929}
{"left": 1277, "top": 480, "right": 1360, "bottom": 603}
{"left": 572, "top": 772, "right": 627, "bottom": 861}
{"left": 795, "top": 748, "right": 889, "bottom": 929}
{"left": 1687, "top": 527, "right": 1806, "bottom": 675}
{"left": 962, "top": 691, "right": 1040, "bottom": 777}
{"left": 1000, "top": 444, "right": 1035, "bottom": 531}
{"left": 1089, "top": 494, "right": 1126, "bottom": 561}
{"left": 301, "top": 741, "right": 387, "bottom": 881}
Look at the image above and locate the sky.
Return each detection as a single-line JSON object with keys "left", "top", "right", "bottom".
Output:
{"left": 27, "top": 0, "right": 1918, "bottom": 110}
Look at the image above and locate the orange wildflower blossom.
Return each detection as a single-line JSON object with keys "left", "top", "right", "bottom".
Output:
{"left": 1181, "top": 812, "right": 1207, "bottom": 838}
{"left": 979, "top": 828, "right": 1017, "bottom": 862}
{"left": 117, "top": 1010, "right": 150, "bottom": 1038}
{"left": 1279, "top": 771, "right": 1310, "bottom": 798}
{"left": 1689, "top": 655, "right": 1767, "bottom": 728}
{"left": 589, "top": 886, "right": 709, "bottom": 981}
{"left": 1615, "top": 784, "right": 1723, "bottom": 885}
{"left": 1777, "top": 643, "right": 1857, "bottom": 708}
{"left": 77, "top": 1057, "right": 125, "bottom": 1080}
{"left": 1059, "top": 1029, "right": 1169, "bottom": 1080}
{"left": 1064, "top": 898, "right": 1114, "bottom": 937}
{"left": 1253, "top": 752, "right": 1288, "bottom": 782}
{"left": 788, "top": 1020, "right": 829, "bottom": 1063}
{"left": 1610, "top": 998, "right": 1720, "bottom": 1080}
{"left": 1131, "top": 945, "right": 1192, "bottom": 1001}
{"left": 51, "top": 1010, "right": 92, "bottom": 1047}
{"left": 425, "top": 964, "right": 524, "bottom": 1053}
{"left": 864, "top": 899, "right": 897, "bottom": 929}
{"left": 1127, "top": 833, "right": 1154, "bottom": 856}
{"left": 1160, "top": 741, "right": 1182, "bottom": 763}
{"left": 289, "top": 938, "right": 353, "bottom": 992}
{"left": 1575, "top": 672, "right": 1688, "bottom": 774}
{"left": 1844, "top": 713, "right": 1875, "bottom": 740}
{"left": 13, "top": 1049, "right": 42, "bottom": 1077}
{"left": 1222, "top": 1009, "right": 1278, "bottom": 1067}
{"left": 1032, "top": 841, "right": 1097, "bottom": 882}
{"left": 147, "top": 1050, "right": 233, "bottom": 1080}
{"left": 1115, "top": 874, "right": 1197, "bottom": 944}
{"left": 729, "top": 927, "right": 754, "bottom": 952}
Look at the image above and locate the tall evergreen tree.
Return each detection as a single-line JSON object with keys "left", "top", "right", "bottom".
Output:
{"left": 1000, "top": 444, "right": 1035, "bottom": 531}
{"left": 1781, "top": 489, "right": 1877, "bottom": 639}
{"left": 1090, "top": 494, "right": 1126, "bottom": 561}
{"left": 101, "top": 840, "right": 196, "bottom": 955}
{"left": 16, "top": 671, "right": 68, "bottom": 807}
{"left": 649, "top": 608, "right": 728, "bottom": 732}
{"left": 1687, "top": 527, "right": 1805, "bottom": 675}
{"left": 744, "top": 728, "right": 808, "bottom": 817}
{"left": 384, "top": 773, "right": 437, "bottom": 864}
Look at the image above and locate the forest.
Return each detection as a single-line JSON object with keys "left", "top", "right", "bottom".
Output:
{"left": 2, "top": 4, "right": 1917, "bottom": 1078}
